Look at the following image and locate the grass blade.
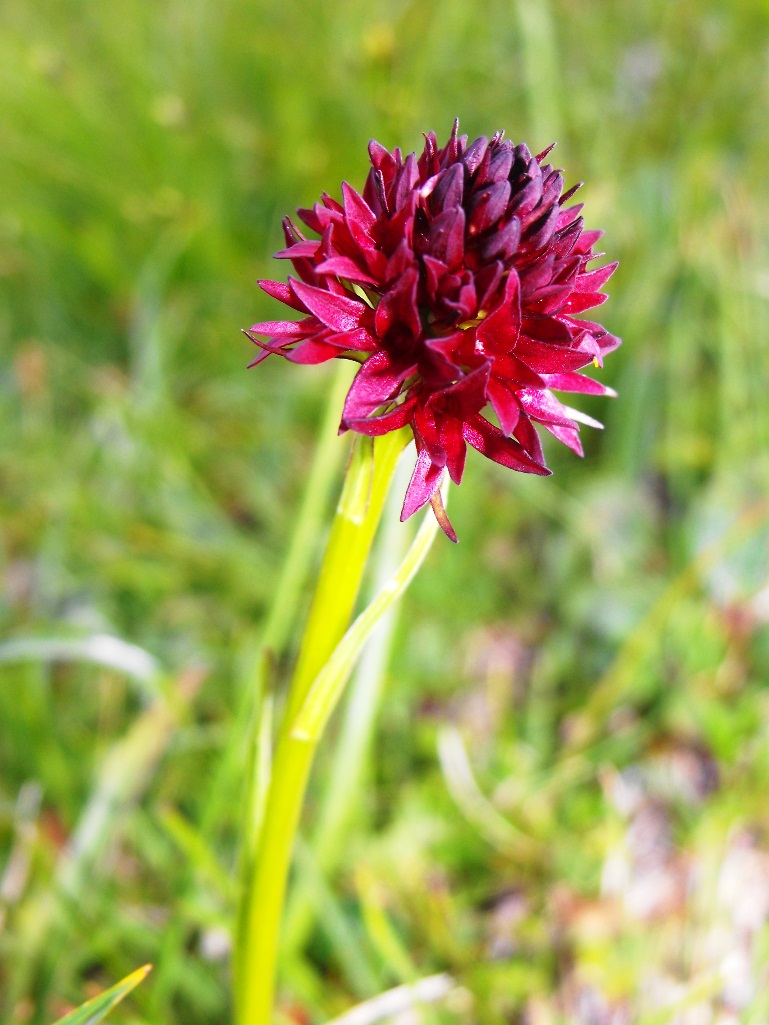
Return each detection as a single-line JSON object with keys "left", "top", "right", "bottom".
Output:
{"left": 50, "top": 964, "right": 151, "bottom": 1025}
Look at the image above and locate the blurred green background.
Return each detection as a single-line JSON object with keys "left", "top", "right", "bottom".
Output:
{"left": 2, "top": 0, "right": 769, "bottom": 1022}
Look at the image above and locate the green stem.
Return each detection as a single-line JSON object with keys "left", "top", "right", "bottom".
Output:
{"left": 236, "top": 429, "right": 407, "bottom": 1025}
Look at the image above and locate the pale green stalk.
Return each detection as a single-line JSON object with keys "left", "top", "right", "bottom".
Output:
{"left": 283, "top": 460, "right": 412, "bottom": 957}
{"left": 235, "top": 428, "right": 408, "bottom": 1025}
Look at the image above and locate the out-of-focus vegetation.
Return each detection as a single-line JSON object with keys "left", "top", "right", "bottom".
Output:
{"left": 2, "top": 0, "right": 769, "bottom": 1022}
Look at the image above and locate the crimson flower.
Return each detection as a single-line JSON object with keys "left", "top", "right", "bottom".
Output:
{"left": 246, "top": 121, "right": 619, "bottom": 541}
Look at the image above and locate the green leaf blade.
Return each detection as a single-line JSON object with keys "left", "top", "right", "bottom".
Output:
{"left": 51, "top": 965, "right": 151, "bottom": 1025}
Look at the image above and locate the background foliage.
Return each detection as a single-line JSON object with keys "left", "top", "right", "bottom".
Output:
{"left": 2, "top": 0, "right": 769, "bottom": 1022}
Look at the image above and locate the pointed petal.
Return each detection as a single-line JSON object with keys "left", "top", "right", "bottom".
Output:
{"left": 394, "top": 152, "right": 419, "bottom": 209}
{"left": 425, "top": 331, "right": 465, "bottom": 369}
{"left": 474, "top": 261, "right": 504, "bottom": 309}
{"left": 314, "top": 256, "right": 379, "bottom": 286}
{"left": 544, "top": 422, "right": 583, "bottom": 455}
{"left": 413, "top": 402, "right": 445, "bottom": 467}
{"left": 258, "top": 278, "right": 305, "bottom": 312}
{"left": 482, "top": 143, "right": 514, "bottom": 186}
{"left": 346, "top": 397, "right": 417, "bottom": 436}
{"left": 574, "top": 262, "right": 619, "bottom": 293}
{"left": 375, "top": 267, "right": 420, "bottom": 340}
{"left": 429, "top": 163, "right": 465, "bottom": 212}
{"left": 562, "top": 291, "right": 608, "bottom": 314}
{"left": 342, "top": 351, "right": 415, "bottom": 421}
{"left": 521, "top": 203, "right": 559, "bottom": 253}
{"left": 542, "top": 372, "right": 616, "bottom": 396}
{"left": 560, "top": 405, "right": 603, "bottom": 429}
{"left": 423, "top": 255, "right": 448, "bottom": 297}
{"left": 463, "top": 414, "right": 550, "bottom": 474}
{"left": 430, "top": 363, "right": 490, "bottom": 424}
{"left": 341, "top": 181, "right": 378, "bottom": 249}
{"left": 556, "top": 202, "right": 584, "bottom": 230}
{"left": 517, "top": 387, "right": 576, "bottom": 428}
{"left": 385, "top": 238, "right": 414, "bottom": 280}
{"left": 463, "top": 136, "right": 489, "bottom": 176}
{"left": 512, "top": 411, "right": 546, "bottom": 465}
{"left": 477, "top": 216, "right": 521, "bottom": 262}
{"left": 401, "top": 448, "right": 444, "bottom": 520}
{"left": 489, "top": 354, "right": 546, "bottom": 390}
{"left": 437, "top": 417, "right": 468, "bottom": 484}
{"left": 573, "top": 229, "right": 604, "bottom": 254}
{"left": 514, "top": 337, "right": 594, "bottom": 373}
{"left": 487, "top": 378, "right": 521, "bottom": 435}
{"left": 477, "top": 271, "right": 521, "bottom": 354}
{"left": 248, "top": 317, "right": 316, "bottom": 338}
{"left": 429, "top": 207, "right": 466, "bottom": 269}
{"left": 468, "top": 180, "right": 511, "bottom": 235}
{"left": 284, "top": 339, "right": 343, "bottom": 364}
{"left": 321, "top": 327, "right": 378, "bottom": 352}
{"left": 289, "top": 278, "right": 366, "bottom": 331}
{"left": 274, "top": 240, "right": 320, "bottom": 260}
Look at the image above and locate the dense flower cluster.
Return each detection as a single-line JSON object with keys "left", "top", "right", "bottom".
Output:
{"left": 246, "top": 121, "right": 619, "bottom": 540}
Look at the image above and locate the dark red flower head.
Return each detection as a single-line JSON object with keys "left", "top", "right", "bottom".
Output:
{"left": 246, "top": 121, "right": 620, "bottom": 541}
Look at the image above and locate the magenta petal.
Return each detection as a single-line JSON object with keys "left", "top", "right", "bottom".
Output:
{"left": 342, "top": 181, "right": 377, "bottom": 248}
{"left": 438, "top": 417, "right": 468, "bottom": 484}
{"left": 289, "top": 278, "right": 366, "bottom": 331}
{"left": 514, "top": 337, "right": 594, "bottom": 374}
{"left": 249, "top": 317, "right": 316, "bottom": 338}
{"left": 483, "top": 144, "right": 514, "bottom": 186}
{"left": 423, "top": 255, "right": 447, "bottom": 296}
{"left": 463, "top": 135, "right": 489, "bottom": 176}
{"left": 562, "top": 291, "right": 608, "bottom": 315}
{"left": 475, "top": 261, "right": 504, "bottom": 309}
{"left": 463, "top": 414, "right": 550, "bottom": 475}
{"left": 597, "top": 331, "right": 622, "bottom": 355}
{"left": 401, "top": 448, "right": 445, "bottom": 521}
{"left": 478, "top": 217, "right": 521, "bottom": 262}
{"left": 342, "top": 351, "right": 415, "bottom": 421}
{"left": 385, "top": 239, "right": 414, "bottom": 280}
{"left": 374, "top": 267, "right": 420, "bottom": 340}
{"left": 521, "top": 314, "right": 572, "bottom": 344}
{"left": 545, "top": 422, "right": 583, "bottom": 456}
{"left": 468, "top": 180, "right": 511, "bottom": 235}
{"left": 284, "top": 339, "right": 342, "bottom": 364}
{"left": 489, "top": 354, "right": 546, "bottom": 390}
{"left": 477, "top": 271, "right": 521, "bottom": 354}
{"left": 556, "top": 203, "right": 584, "bottom": 230}
{"left": 429, "top": 207, "right": 466, "bottom": 269}
{"left": 574, "top": 261, "right": 619, "bottom": 293}
{"left": 513, "top": 410, "right": 546, "bottom": 464}
{"left": 543, "top": 372, "right": 616, "bottom": 396}
{"left": 346, "top": 398, "right": 416, "bottom": 436}
{"left": 573, "top": 229, "right": 604, "bottom": 254}
{"left": 425, "top": 331, "right": 464, "bottom": 369}
{"left": 413, "top": 403, "right": 445, "bottom": 467}
{"left": 258, "top": 279, "right": 305, "bottom": 312}
{"left": 274, "top": 241, "right": 320, "bottom": 260}
{"left": 430, "top": 362, "right": 490, "bottom": 423}
{"left": 322, "top": 327, "right": 378, "bottom": 352}
{"left": 431, "top": 163, "right": 465, "bottom": 213}
{"left": 244, "top": 333, "right": 289, "bottom": 359}
{"left": 368, "top": 138, "right": 394, "bottom": 173}
{"left": 523, "top": 206, "right": 559, "bottom": 254}
{"left": 517, "top": 387, "right": 576, "bottom": 428}
{"left": 314, "top": 256, "right": 379, "bottom": 285}
{"left": 487, "top": 378, "right": 521, "bottom": 435}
